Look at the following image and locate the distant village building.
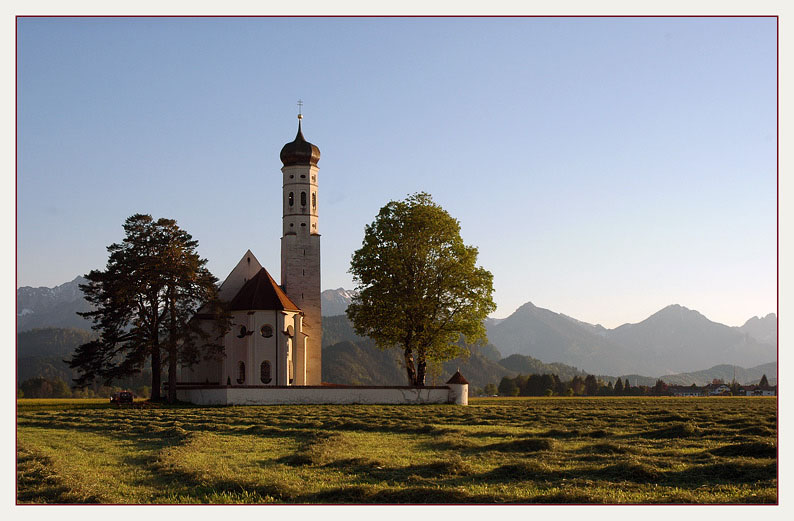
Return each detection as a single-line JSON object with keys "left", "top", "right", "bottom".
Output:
{"left": 669, "top": 386, "right": 704, "bottom": 397}
{"left": 708, "top": 384, "right": 732, "bottom": 396}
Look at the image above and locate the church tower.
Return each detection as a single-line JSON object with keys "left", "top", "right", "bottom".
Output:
{"left": 279, "top": 112, "right": 322, "bottom": 385}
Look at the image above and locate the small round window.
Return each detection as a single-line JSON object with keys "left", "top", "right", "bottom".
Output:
{"left": 261, "top": 324, "right": 273, "bottom": 338}
{"left": 237, "top": 325, "right": 248, "bottom": 338}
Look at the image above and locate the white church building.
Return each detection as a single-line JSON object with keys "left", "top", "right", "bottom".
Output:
{"left": 175, "top": 115, "right": 468, "bottom": 406}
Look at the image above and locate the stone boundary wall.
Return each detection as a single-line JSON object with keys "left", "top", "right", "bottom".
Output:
{"left": 175, "top": 385, "right": 457, "bottom": 405}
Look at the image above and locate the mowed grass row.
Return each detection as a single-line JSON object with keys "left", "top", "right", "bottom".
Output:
{"left": 16, "top": 397, "right": 777, "bottom": 504}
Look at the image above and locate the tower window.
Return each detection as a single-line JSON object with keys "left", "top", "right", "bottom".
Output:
{"left": 300, "top": 174, "right": 306, "bottom": 178}
{"left": 301, "top": 191, "right": 307, "bottom": 206}
{"left": 261, "top": 361, "right": 272, "bottom": 384}
{"left": 237, "top": 362, "right": 246, "bottom": 384}
{"left": 312, "top": 175, "right": 316, "bottom": 182}
{"left": 301, "top": 223, "right": 306, "bottom": 227}
{"left": 288, "top": 192, "right": 294, "bottom": 206}
{"left": 312, "top": 192, "right": 316, "bottom": 209}
{"left": 261, "top": 324, "right": 273, "bottom": 338}
{"left": 290, "top": 175, "right": 294, "bottom": 179}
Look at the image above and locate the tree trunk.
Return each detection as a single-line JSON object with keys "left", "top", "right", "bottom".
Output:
{"left": 150, "top": 301, "right": 162, "bottom": 401}
{"left": 151, "top": 340, "right": 162, "bottom": 401}
{"left": 416, "top": 350, "right": 426, "bottom": 387}
{"left": 403, "top": 347, "right": 417, "bottom": 386}
{"left": 167, "top": 294, "right": 177, "bottom": 403}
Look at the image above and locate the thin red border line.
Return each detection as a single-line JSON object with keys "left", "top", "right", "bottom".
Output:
{"left": 15, "top": 15, "right": 19, "bottom": 505}
{"left": 14, "top": 14, "right": 781, "bottom": 18}
{"left": 775, "top": 13, "right": 779, "bottom": 502}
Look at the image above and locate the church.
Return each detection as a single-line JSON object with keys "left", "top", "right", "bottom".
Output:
{"left": 179, "top": 113, "right": 323, "bottom": 389}
{"left": 175, "top": 113, "right": 469, "bottom": 406}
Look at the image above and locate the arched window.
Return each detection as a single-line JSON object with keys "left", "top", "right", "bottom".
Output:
{"left": 312, "top": 192, "right": 316, "bottom": 209}
{"left": 260, "top": 361, "right": 272, "bottom": 384}
{"left": 301, "top": 191, "right": 307, "bottom": 206}
{"left": 237, "top": 325, "right": 247, "bottom": 338}
{"left": 288, "top": 192, "right": 294, "bottom": 206}
{"left": 260, "top": 324, "right": 273, "bottom": 338}
{"left": 237, "top": 361, "right": 246, "bottom": 384}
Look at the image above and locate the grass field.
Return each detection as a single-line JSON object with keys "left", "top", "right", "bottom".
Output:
{"left": 16, "top": 396, "right": 777, "bottom": 504}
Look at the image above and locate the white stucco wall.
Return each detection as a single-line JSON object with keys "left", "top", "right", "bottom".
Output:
{"left": 176, "top": 386, "right": 457, "bottom": 405}
{"left": 448, "top": 383, "right": 468, "bottom": 405}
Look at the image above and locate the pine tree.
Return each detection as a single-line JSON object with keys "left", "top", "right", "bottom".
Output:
{"left": 69, "top": 214, "right": 229, "bottom": 402}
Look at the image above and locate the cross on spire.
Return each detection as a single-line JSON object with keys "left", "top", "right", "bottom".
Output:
{"left": 297, "top": 99, "right": 303, "bottom": 120}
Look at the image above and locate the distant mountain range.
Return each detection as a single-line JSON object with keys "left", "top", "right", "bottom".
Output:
{"left": 321, "top": 288, "right": 358, "bottom": 317}
{"left": 17, "top": 278, "right": 775, "bottom": 382}
{"left": 320, "top": 315, "right": 775, "bottom": 388}
{"left": 16, "top": 279, "right": 357, "bottom": 333}
{"left": 486, "top": 302, "right": 775, "bottom": 377}
{"left": 17, "top": 277, "right": 93, "bottom": 331}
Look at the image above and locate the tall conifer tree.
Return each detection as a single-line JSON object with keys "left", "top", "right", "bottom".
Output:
{"left": 69, "top": 214, "right": 228, "bottom": 401}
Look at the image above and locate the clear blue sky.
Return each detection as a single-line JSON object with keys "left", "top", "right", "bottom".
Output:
{"left": 16, "top": 17, "right": 776, "bottom": 328}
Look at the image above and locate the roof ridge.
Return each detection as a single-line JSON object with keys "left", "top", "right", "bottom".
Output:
{"left": 228, "top": 266, "right": 300, "bottom": 312}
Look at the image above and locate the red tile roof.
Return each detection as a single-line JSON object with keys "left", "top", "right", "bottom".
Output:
{"left": 446, "top": 371, "right": 469, "bottom": 385}
{"left": 228, "top": 267, "right": 300, "bottom": 312}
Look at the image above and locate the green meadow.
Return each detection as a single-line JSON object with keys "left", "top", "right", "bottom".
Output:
{"left": 16, "top": 396, "right": 776, "bottom": 504}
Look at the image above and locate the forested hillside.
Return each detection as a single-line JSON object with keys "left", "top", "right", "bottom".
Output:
{"left": 320, "top": 315, "right": 587, "bottom": 390}
{"left": 17, "top": 327, "right": 152, "bottom": 392}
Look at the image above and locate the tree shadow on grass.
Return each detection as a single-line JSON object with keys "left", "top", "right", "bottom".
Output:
{"left": 664, "top": 461, "right": 777, "bottom": 485}
{"left": 16, "top": 448, "right": 102, "bottom": 504}
{"left": 629, "top": 423, "right": 701, "bottom": 440}
{"left": 708, "top": 442, "right": 776, "bottom": 459}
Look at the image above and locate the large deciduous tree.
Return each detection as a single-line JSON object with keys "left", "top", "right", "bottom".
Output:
{"left": 346, "top": 192, "right": 496, "bottom": 386}
{"left": 68, "top": 214, "right": 228, "bottom": 402}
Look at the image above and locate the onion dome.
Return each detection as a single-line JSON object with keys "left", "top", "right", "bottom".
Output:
{"left": 280, "top": 121, "right": 320, "bottom": 167}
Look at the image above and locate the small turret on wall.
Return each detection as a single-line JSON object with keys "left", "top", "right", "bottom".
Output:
{"left": 446, "top": 370, "right": 470, "bottom": 405}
